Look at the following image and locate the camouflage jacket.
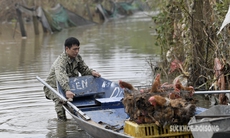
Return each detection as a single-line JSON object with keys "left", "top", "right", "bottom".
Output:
{"left": 45, "top": 52, "right": 93, "bottom": 94}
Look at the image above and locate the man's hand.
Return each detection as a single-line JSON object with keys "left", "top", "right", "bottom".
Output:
{"left": 66, "top": 91, "right": 75, "bottom": 101}
{"left": 92, "top": 70, "right": 101, "bottom": 77}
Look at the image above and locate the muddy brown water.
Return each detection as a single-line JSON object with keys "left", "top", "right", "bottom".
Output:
{"left": 0, "top": 12, "right": 209, "bottom": 138}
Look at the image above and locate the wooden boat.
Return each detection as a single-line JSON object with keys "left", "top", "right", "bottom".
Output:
{"left": 36, "top": 75, "right": 208, "bottom": 138}
{"left": 188, "top": 105, "right": 230, "bottom": 138}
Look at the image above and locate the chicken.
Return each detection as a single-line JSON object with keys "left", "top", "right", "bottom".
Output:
{"left": 169, "top": 90, "right": 181, "bottom": 99}
{"left": 120, "top": 75, "right": 197, "bottom": 126}
{"left": 173, "top": 104, "right": 196, "bottom": 124}
{"left": 148, "top": 95, "right": 186, "bottom": 108}
{"left": 148, "top": 95, "right": 170, "bottom": 107}
{"left": 121, "top": 82, "right": 150, "bottom": 123}
{"left": 170, "top": 98, "right": 186, "bottom": 108}
{"left": 119, "top": 80, "right": 136, "bottom": 91}
{"left": 159, "top": 106, "right": 174, "bottom": 126}
{"left": 149, "top": 74, "right": 163, "bottom": 93}
{"left": 119, "top": 80, "right": 141, "bottom": 96}
{"left": 133, "top": 92, "right": 156, "bottom": 123}
{"left": 122, "top": 90, "right": 135, "bottom": 119}
{"left": 174, "top": 79, "right": 194, "bottom": 96}
{"left": 148, "top": 95, "right": 196, "bottom": 126}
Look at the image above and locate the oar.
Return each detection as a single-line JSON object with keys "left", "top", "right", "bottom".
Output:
{"left": 194, "top": 90, "right": 230, "bottom": 95}
{"left": 36, "top": 76, "right": 91, "bottom": 121}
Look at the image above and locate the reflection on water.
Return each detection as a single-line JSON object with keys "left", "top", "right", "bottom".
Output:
{"left": 0, "top": 12, "right": 209, "bottom": 138}
{"left": 46, "top": 119, "right": 92, "bottom": 138}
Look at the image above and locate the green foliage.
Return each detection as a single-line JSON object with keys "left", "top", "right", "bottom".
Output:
{"left": 151, "top": 0, "right": 230, "bottom": 87}
{"left": 152, "top": 0, "right": 183, "bottom": 62}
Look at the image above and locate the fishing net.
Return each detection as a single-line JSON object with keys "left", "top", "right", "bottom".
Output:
{"left": 17, "top": 3, "right": 95, "bottom": 33}
{"left": 44, "top": 4, "right": 95, "bottom": 32}
{"left": 97, "top": 0, "right": 148, "bottom": 20}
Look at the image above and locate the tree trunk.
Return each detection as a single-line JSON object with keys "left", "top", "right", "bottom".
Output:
{"left": 190, "top": 0, "right": 215, "bottom": 86}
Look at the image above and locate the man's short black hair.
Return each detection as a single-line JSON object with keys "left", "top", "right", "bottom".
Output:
{"left": 64, "top": 37, "right": 80, "bottom": 48}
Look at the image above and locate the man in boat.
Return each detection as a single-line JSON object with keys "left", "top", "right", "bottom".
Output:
{"left": 43, "top": 37, "right": 101, "bottom": 121}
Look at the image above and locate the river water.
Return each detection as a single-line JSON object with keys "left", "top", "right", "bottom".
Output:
{"left": 0, "top": 12, "right": 209, "bottom": 138}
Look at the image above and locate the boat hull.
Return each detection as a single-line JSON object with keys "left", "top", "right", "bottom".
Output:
{"left": 64, "top": 106, "right": 132, "bottom": 138}
{"left": 188, "top": 105, "right": 230, "bottom": 138}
